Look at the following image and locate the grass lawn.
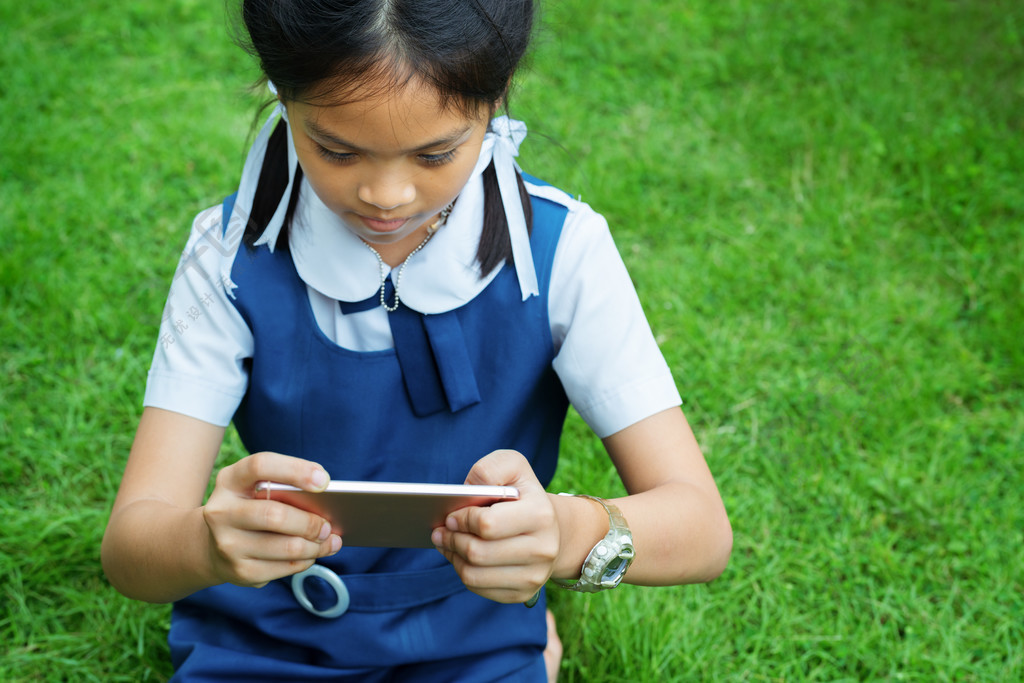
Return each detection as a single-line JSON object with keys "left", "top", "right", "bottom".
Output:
{"left": 2, "top": 0, "right": 1022, "bottom": 680}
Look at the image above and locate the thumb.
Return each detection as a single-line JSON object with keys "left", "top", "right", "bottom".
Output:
{"left": 464, "top": 450, "right": 537, "bottom": 489}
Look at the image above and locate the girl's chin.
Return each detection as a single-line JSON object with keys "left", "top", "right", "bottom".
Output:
{"left": 355, "top": 227, "right": 419, "bottom": 247}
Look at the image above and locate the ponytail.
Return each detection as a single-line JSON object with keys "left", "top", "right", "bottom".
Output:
{"left": 479, "top": 161, "right": 533, "bottom": 273}
{"left": 243, "top": 118, "right": 303, "bottom": 251}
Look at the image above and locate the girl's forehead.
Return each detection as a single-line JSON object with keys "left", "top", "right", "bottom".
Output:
{"left": 293, "top": 77, "right": 489, "bottom": 149}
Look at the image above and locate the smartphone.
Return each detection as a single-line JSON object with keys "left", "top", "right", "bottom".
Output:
{"left": 254, "top": 480, "right": 520, "bottom": 548}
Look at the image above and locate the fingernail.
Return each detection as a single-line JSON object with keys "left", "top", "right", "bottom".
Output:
{"left": 318, "top": 521, "right": 331, "bottom": 541}
{"left": 329, "top": 535, "right": 342, "bottom": 553}
{"left": 445, "top": 516, "right": 458, "bottom": 531}
{"left": 312, "top": 469, "right": 329, "bottom": 490}
{"left": 431, "top": 529, "right": 443, "bottom": 547}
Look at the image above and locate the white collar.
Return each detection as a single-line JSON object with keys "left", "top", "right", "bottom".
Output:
{"left": 227, "top": 111, "right": 538, "bottom": 311}
{"left": 289, "top": 170, "right": 502, "bottom": 314}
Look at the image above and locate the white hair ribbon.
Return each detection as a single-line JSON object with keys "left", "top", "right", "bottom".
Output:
{"left": 490, "top": 115, "right": 538, "bottom": 301}
{"left": 217, "top": 82, "right": 294, "bottom": 294}
{"left": 230, "top": 81, "right": 295, "bottom": 255}
{"left": 249, "top": 108, "right": 296, "bottom": 252}
{"left": 251, "top": 82, "right": 295, "bottom": 251}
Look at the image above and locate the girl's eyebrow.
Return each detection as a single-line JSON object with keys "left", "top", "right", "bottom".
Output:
{"left": 304, "top": 118, "right": 474, "bottom": 154}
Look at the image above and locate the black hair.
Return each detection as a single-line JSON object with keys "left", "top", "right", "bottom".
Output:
{"left": 235, "top": 0, "right": 535, "bottom": 273}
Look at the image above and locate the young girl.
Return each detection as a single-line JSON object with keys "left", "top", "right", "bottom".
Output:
{"left": 102, "top": 1, "right": 732, "bottom": 680}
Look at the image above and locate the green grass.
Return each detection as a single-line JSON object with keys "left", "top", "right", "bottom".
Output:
{"left": 2, "top": 0, "right": 1022, "bottom": 680}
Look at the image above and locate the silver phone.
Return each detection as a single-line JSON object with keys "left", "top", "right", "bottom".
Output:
{"left": 254, "top": 480, "right": 520, "bottom": 548}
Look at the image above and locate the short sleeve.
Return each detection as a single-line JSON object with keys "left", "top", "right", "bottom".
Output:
{"left": 142, "top": 204, "right": 253, "bottom": 427}
{"left": 548, "top": 201, "right": 681, "bottom": 438}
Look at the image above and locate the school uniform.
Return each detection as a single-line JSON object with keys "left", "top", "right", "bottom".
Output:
{"left": 145, "top": 116, "right": 681, "bottom": 681}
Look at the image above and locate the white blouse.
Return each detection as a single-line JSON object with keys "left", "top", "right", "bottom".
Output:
{"left": 144, "top": 120, "right": 681, "bottom": 439}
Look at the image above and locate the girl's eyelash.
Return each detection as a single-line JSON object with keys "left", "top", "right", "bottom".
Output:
{"left": 419, "top": 149, "right": 457, "bottom": 167}
{"left": 315, "top": 144, "right": 356, "bottom": 164}
{"left": 314, "top": 144, "right": 457, "bottom": 167}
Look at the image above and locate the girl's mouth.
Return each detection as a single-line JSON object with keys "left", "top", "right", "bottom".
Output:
{"left": 358, "top": 215, "right": 411, "bottom": 233}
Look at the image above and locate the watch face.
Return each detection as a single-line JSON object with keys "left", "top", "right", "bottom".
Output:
{"left": 601, "top": 557, "right": 627, "bottom": 584}
{"left": 599, "top": 542, "right": 634, "bottom": 587}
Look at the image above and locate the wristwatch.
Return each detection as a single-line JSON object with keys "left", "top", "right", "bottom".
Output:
{"left": 552, "top": 494, "right": 635, "bottom": 592}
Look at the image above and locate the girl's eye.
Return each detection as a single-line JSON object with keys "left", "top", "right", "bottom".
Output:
{"left": 314, "top": 143, "right": 456, "bottom": 167}
{"left": 315, "top": 144, "right": 357, "bottom": 165}
{"left": 419, "top": 150, "right": 457, "bottom": 167}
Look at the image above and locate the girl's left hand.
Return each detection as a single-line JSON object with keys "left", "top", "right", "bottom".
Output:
{"left": 432, "top": 450, "right": 559, "bottom": 604}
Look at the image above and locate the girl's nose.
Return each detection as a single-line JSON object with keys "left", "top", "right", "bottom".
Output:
{"left": 357, "top": 172, "right": 415, "bottom": 211}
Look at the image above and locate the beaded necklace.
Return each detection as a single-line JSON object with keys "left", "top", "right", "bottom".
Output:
{"left": 363, "top": 202, "right": 454, "bottom": 312}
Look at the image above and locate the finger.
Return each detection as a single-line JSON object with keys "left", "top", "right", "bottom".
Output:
{"left": 440, "top": 554, "right": 549, "bottom": 603}
{"left": 235, "top": 529, "right": 343, "bottom": 563}
{"left": 219, "top": 552, "right": 318, "bottom": 589}
{"left": 205, "top": 492, "right": 334, "bottom": 544}
{"left": 446, "top": 494, "right": 554, "bottom": 540}
{"left": 207, "top": 528, "right": 341, "bottom": 587}
{"left": 217, "top": 452, "right": 330, "bottom": 494}
{"left": 463, "top": 450, "right": 532, "bottom": 487}
{"left": 433, "top": 526, "right": 549, "bottom": 568}
{"left": 235, "top": 498, "right": 335, "bottom": 542}
{"left": 221, "top": 527, "right": 340, "bottom": 568}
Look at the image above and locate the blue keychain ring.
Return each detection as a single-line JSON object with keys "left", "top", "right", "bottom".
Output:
{"left": 291, "top": 564, "right": 350, "bottom": 618}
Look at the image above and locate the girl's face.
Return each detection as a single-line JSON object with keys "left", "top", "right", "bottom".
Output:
{"left": 284, "top": 78, "right": 492, "bottom": 263}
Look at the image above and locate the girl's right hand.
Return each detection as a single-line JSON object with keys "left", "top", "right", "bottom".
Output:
{"left": 202, "top": 452, "right": 342, "bottom": 588}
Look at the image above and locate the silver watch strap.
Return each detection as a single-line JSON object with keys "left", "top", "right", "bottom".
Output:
{"left": 552, "top": 494, "right": 634, "bottom": 593}
{"left": 574, "top": 495, "right": 629, "bottom": 535}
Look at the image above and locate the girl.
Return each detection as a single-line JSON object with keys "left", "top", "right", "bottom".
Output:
{"left": 102, "top": 1, "right": 732, "bottom": 680}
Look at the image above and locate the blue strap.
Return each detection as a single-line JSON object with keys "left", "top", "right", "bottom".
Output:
{"left": 221, "top": 192, "right": 238, "bottom": 236}
{"left": 389, "top": 303, "right": 452, "bottom": 416}
{"left": 339, "top": 278, "right": 481, "bottom": 417}
{"left": 422, "top": 312, "right": 482, "bottom": 412}
{"left": 338, "top": 278, "right": 392, "bottom": 314}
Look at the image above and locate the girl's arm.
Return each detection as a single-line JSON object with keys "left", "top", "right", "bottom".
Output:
{"left": 101, "top": 407, "right": 341, "bottom": 604}
{"left": 587, "top": 405, "right": 732, "bottom": 585}
{"left": 433, "top": 406, "right": 731, "bottom": 602}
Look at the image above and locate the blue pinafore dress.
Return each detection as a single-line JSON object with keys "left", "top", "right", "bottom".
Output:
{"left": 168, "top": 191, "right": 571, "bottom": 681}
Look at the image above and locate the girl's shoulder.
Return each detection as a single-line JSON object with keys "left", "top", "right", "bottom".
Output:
{"left": 522, "top": 176, "right": 611, "bottom": 246}
{"left": 171, "top": 199, "right": 246, "bottom": 300}
{"left": 522, "top": 173, "right": 575, "bottom": 209}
